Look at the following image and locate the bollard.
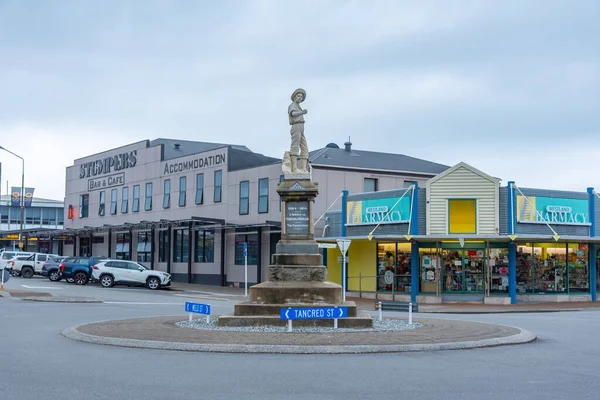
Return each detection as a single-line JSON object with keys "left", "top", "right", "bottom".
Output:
{"left": 408, "top": 302, "right": 413, "bottom": 325}
{"left": 378, "top": 301, "right": 382, "bottom": 321}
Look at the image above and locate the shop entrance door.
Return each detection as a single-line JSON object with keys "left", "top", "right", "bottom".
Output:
{"left": 442, "top": 249, "right": 486, "bottom": 293}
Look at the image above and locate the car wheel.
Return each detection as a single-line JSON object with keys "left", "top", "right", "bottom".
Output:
{"left": 146, "top": 277, "right": 161, "bottom": 290}
{"left": 48, "top": 271, "right": 60, "bottom": 281}
{"left": 21, "top": 267, "right": 34, "bottom": 279}
{"left": 100, "top": 275, "right": 114, "bottom": 288}
{"left": 74, "top": 272, "right": 88, "bottom": 285}
{"left": 10, "top": 269, "right": 20, "bottom": 277}
{"left": 66, "top": 277, "right": 75, "bottom": 283}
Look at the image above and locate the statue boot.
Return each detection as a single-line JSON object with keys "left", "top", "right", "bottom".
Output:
{"left": 298, "top": 157, "right": 309, "bottom": 173}
{"left": 290, "top": 154, "right": 298, "bottom": 173}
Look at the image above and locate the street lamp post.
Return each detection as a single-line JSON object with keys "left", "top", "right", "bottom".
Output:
{"left": 0, "top": 146, "right": 25, "bottom": 250}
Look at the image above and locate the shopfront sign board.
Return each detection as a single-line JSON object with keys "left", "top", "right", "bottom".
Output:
{"left": 347, "top": 197, "right": 411, "bottom": 226}
{"left": 516, "top": 196, "right": 590, "bottom": 226}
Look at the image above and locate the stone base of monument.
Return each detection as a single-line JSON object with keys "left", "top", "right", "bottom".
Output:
{"left": 216, "top": 177, "right": 373, "bottom": 329}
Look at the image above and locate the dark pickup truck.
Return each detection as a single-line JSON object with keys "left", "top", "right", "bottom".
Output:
{"left": 59, "top": 256, "right": 108, "bottom": 285}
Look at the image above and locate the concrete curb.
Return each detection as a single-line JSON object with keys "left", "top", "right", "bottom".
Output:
{"left": 0, "top": 291, "right": 11, "bottom": 298}
{"left": 418, "top": 309, "right": 587, "bottom": 314}
{"left": 22, "top": 297, "right": 103, "bottom": 304}
{"left": 61, "top": 323, "right": 537, "bottom": 354}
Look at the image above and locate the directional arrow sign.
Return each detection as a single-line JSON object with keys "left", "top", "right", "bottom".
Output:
{"left": 280, "top": 306, "right": 349, "bottom": 321}
{"left": 508, "top": 234, "right": 518, "bottom": 241}
{"left": 185, "top": 302, "right": 211, "bottom": 315}
{"left": 553, "top": 234, "right": 560, "bottom": 242}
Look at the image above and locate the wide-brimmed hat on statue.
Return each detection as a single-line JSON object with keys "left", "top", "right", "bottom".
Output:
{"left": 291, "top": 88, "right": 306, "bottom": 102}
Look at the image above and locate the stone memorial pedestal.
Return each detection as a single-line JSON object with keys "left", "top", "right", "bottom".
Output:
{"left": 218, "top": 177, "right": 372, "bottom": 328}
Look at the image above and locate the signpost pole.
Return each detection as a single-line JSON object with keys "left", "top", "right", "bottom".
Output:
{"left": 409, "top": 302, "right": 413, "bottom": 325}
{"left": 188, "top": 312, "right": 192, "bottom": 322}
{"left": 206, "top": 314, "right": 210, "bottom": 324}
{"left": 342, "top": 255, "right": 347, "bottom": 303}
{"left": 243, "top": 242, "right": 248, "bottom": 297}
{"left": 1, "top": 268, "right": 4, "bottom": 291}
{"left": 287, "top": 320, "right": 292, "bottom": 333}
{"left": 334, "top": 306, "right": 338, "bottom": 329}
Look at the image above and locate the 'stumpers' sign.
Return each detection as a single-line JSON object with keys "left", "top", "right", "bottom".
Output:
{"left": 79, "top": 151, "right": 138, "bottom": 179}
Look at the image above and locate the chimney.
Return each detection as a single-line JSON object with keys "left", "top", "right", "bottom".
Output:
{"left": 174, "top": 143, "right": 180, "bottom": 150}
{"left": 344, "top": 137, "right": 352, "bottom": 152}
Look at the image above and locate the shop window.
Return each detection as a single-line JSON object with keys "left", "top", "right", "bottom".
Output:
{"left": 79, "top": 194, "right": 89, "bottom": 218}
{"left": 195, "top": 173, "right": 204, "bottom": 205}
{"left": 179, "top": 176, "right": 186, "bottom": 207}
{"left": 115, "top": 233, "right": 131, "bottom": 260}
{"left": 0, "top": 206, "right": 8, "bottom": 224}
{"left": 42, "top": 208, "right": 56, "bottom": 225}
{"left": 214, "top": 170, "right": 222, "bottom": 203}
{"left": 163, "top": 179, "right": 171, "bottom": 209}
{"left": 489, "top": 248, "right": 510, "bottom": 294}
{"left": 158, "top": 230, "right": 169, "bottom": 263}
{"left": 258, "top": 178, "right": 268, "bottom": 213}
{"left": 92, "top": 235, "right": 104, "bottom": 244}
{"left": 110, "top": 189, "right": 117, "bottom": 215}
{"left": 132, "top": 185, "right": 140, "bottom": 212}
{"left": 364, "top": 178, "right": 378, "bottom": 193}
{"left": 173, "top": 229, "right": 189, "bottom": 263}
{"left": 448, "top": 199, "right": 476, "bottom": 234}
{"left": 194, "top": 230, "right": 214, "bottom": 263}
{"left": 98, "top": 191, "right": 105, "bottom": 216}
{"left": 239, "top": 181, "right": 249, "bottom": 215}
{"left": 79, "top": 237, "right": 90, "bottom": 257}
{"left": 235, "top": 234, "right": 258, "bottom": 265}
{"left": 377, "top": 243, "right": 411, "bottom": 292}
{"left": 136, "top": 232, "right": 152, "bottom": 262}
{"left": 57, "top": 209, "right": 64, "bottom": 225}
{"left": 568, "top": 243, "right": 589, "bottom": 293}
{"left": 145, "top": 182, "right": 153, "bottom": 211}
{"left": 121, "top": 186, "right": 129, "bottom": 214}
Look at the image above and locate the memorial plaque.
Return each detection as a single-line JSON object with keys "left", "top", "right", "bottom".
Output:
{"left": 285, "top": 201, "right": 310, "bottom": 235}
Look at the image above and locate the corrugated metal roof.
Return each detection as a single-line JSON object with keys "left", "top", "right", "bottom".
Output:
{"left": 149, "top": 138, "right": 251, "bottom": 161}
{"left": 309, "top": 146, "right": 449, "bottom": 175}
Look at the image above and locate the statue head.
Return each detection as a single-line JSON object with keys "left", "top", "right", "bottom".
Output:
{"left": 291, "top": 88, "right": 306, "bottom": 103}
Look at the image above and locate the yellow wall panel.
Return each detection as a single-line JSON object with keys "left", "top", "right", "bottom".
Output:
{"left": 326, "top": 248, "right": 341, "bottom": 285}
{"left": 347, "top": 240, "right": 377, "bottom": 292}
{"left": 448, "top": 199, "right": 476, "bottom": 234}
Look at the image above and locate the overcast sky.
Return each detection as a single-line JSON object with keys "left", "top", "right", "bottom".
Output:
{"left": 0, "top": 0, "right": 598, "bottom": 200}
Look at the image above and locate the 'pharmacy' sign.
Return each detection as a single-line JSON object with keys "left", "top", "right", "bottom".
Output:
{"left": 516, "top": 196, "right": 590, "bottom": 226}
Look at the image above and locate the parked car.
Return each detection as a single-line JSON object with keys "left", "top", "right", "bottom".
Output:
{"left": 41, "top": 256, "right": 68, "bottom": 281}
{"left": 0, "top": 250, "right": 33, "bottom": 275}
{"left": 91, "top": 260, "right": 171, "bottom": 290}
{"left": 8, "top": 253, "right": 60, "bottom": 278}
{"left": 58, "top": 256, "right": 107, "bottom": 285}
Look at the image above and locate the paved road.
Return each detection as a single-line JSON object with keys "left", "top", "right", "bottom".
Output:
{"left": 1, "top": 276, "right": 600, "bottom": 400}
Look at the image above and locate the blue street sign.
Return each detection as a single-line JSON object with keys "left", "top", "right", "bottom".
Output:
{"left": 243, "top": 242, "right": 247, "bottom": 250}
{"left": 185, "top": 302, "right": 211, "bottom": 315}
{"left": 280, "top": 307, "right": 348, "bottom": 321}
{"left": 243, "top": 249, "right": 247, "bottom": 257}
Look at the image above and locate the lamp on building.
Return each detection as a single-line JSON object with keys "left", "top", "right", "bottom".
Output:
{"left": 0, "top": 146, "right": 25, "bottom": 249}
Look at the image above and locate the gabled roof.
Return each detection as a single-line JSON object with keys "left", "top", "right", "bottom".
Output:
{"left": 309, "top": 146, "right": 449, "bottom": 175}
{"left": 228, "top": 148, "right": 280, "bottom": 171}
{"left": 427, "top": 162, "right": 500, "bottom": 185}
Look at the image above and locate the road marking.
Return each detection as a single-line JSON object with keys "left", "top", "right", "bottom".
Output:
{"left": 103, "top": 301, "right": 183, "bottom": 305}
{"left": 21, "top": 285, "right": 63, "bottom": 289}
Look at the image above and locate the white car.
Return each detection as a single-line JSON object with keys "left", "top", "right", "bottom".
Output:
{"left": 0, "top": 250, "right": 33, "bottom": 275}
{"left": 91, "top": 260, "right": 171, "bottom": 290}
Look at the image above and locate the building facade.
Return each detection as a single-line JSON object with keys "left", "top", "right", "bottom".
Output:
{"left": 322, "top": 163, "right": 600, "bottom": 304}
{"left": 43, "top": 138, "right": 447, "bottom": 287}
{"left": 0, "top": 195, "right": 64, "bottom": 253}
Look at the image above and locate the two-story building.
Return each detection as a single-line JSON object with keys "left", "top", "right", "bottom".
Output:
{"left": 52, "top": 138, "right": 448, "bottom": 287}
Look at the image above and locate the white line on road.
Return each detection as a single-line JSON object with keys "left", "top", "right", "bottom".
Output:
{"left": 21, "top": 285, "right": 63, "bottom": 289}
{"left": 103, "top": 302, "right": 183, "bottom": 305}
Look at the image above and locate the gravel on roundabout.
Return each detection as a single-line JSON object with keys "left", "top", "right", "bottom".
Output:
{"left": 176, "top": 317, "right": 421, "bottom": 333}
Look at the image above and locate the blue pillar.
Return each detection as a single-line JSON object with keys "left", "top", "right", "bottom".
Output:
{"left": 341, "top": 190, "right": 348, "bottom": 290}
{"left": 590, "top": 244, "right": 596, "bottom": 302}
{"left": 410, "top": 182, "right": 419, "bottom": 235}
{"left": 411, "top": 242, "right": 419, "bottom": 303}
{"left": 341, "top": 190, "right": 348, "bottom": 238}
{"left": 509, "top": 242, "right": 517, "bottom": 304}
{"left": 507, "top": 181, "right": 516, "bottom": 235}
{"left": 588, "top": 188, "right": 596, "bottom": 301}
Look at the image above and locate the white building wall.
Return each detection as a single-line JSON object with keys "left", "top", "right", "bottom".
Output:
{"left": 427, "top": 165, "right": 499, "bottom": 235}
